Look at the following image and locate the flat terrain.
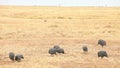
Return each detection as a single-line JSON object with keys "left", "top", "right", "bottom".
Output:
{"left": 0, "top": 6, "right": 120, "bottom": 68}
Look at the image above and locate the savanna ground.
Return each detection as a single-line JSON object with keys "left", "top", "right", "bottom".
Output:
{"left": 0, "top": 6, "right": 120, "bottom": 68}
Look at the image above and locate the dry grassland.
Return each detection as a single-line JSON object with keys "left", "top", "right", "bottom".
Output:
{"left": 0, "top": 6, "right": 120, "bottom": 68}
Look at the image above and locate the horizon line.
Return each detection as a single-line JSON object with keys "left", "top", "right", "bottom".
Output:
{"left": 0, "top": 4, "right": 120, "bottom": 7}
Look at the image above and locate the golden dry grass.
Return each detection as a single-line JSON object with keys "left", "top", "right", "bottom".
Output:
{"left": 0, "top": 5, "right": 120, "bottom": 68}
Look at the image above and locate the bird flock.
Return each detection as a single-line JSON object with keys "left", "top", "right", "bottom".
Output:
{"left": 9, "top": 52, "right": 24, "bottom": 62}
{"left": 48, "top": 39, "right": 108, "bottom": 58}
{"left": 8, "top": 39, "right": 108, "bottom": 62}
{"left": 49, "top": 45, "right": 65, "bottom": 56}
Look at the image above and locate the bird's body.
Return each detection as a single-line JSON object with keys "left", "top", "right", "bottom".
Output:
{"left": 15, "top": 54, "right": 24, "bottom": 62}
{"left": 98, "top": 51, "right": 108, "bottom": 58}
{"left": 9, "top": 52, "right": 15, "bottom": 61}
{"left": 48, "top": 48, "right": 57, "bottom": 55}
{"left": 82, "top": 46, "right": 88, "bottom": 52}
{"left": 98, "top": 39, "right": 106, "bottom": 47}
{"left": 56, "top": 48, "right": 65, "bottom": 54}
